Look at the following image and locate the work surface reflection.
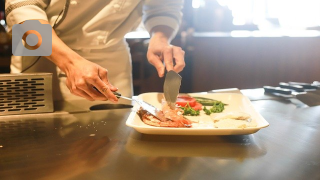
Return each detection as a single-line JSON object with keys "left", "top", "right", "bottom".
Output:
{"left": 0, "top": 89, "right": 320, "bottom": 180}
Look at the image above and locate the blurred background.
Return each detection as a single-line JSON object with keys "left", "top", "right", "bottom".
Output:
{"left": 1, "top": 0, "right": 320, "bottom": 95}
{"left": 0, "top": 0, "right": 11, "bottom": 73}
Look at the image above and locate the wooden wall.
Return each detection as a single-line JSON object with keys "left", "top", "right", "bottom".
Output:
{"left": 191, "top": 36, "right": 320, "bottom": 92}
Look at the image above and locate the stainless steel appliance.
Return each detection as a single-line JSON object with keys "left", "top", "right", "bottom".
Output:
{"left": 0, "top": 73, "right": 53, "bottom": 115}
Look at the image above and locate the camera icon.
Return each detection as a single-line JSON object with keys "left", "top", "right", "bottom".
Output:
{"left": 12, "top": 20, "right": 52, "bottom": 56}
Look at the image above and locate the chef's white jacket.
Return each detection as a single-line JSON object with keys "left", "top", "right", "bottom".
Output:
{"left": 5, "top": 0, "right": 183, "bottom": 101}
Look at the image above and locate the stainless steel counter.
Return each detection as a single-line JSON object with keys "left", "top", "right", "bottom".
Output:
{"left": 0, "top": 89, "right": 320, "bottom": 180}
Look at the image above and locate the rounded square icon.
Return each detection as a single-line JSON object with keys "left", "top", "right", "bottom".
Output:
{"left": 12, "top": 20, "right": 52, "bottom": 56}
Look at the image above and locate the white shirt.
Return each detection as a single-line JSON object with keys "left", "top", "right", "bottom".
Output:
{"left": 5, "top": 0, "right": 183, "bottom": 100}
{"left": 5, "top": 0, "right": 183, "bottom": 51}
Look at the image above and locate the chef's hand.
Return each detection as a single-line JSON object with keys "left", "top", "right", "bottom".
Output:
{"left": 25, "top": 20, "right": 119, "bottom": 102}
{"left": 63, "top": 57, "right": 119, "bottom": 102}
{"left": 147, "top": 26, "right": 185, "bottom": 77}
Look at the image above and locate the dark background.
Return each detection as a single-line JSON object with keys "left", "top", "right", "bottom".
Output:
{"left": 1, "top": 0, "right": 319, "bottom": 94}
{"left": 0, "top": 0, "right": 4, "bottom": 12}
{"left": 0, "top": 0, "right": 10, "bottom": 73}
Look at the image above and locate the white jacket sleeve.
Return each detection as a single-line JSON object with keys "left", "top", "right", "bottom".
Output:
{"left": 143, "top": 0, "right": 184, "bottom": 36}
{"left": 5, "top": 0, "right": 49, "bottom": 32}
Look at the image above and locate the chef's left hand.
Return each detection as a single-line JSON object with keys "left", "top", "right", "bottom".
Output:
{"left": 147, "top": 32, "right": 185, "bottom": 77}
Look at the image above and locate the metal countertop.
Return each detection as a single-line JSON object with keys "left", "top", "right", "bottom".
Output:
{"left": 0, "top": 89, "right": 319, "bottom": 180}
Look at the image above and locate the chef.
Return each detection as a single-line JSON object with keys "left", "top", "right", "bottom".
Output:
{"left": 5, "top": 0, "right": 185, "bottom": 102}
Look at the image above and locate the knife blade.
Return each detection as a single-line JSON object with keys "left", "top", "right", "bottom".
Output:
{"left": 93, "top": 86, "right": 167, "bottom": 120}
{"left": 112, "top": 92, "right": 166, "bottom": 120}
{"left": 163, "top": 70, "right": 182, "bottom": 109}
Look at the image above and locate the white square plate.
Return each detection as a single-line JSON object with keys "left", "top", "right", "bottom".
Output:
{"left": 126, "top": 93, "right": 269, "bottom": 135}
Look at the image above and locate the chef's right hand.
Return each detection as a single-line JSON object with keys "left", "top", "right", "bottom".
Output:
{"left": 63, "top": 57, "right": 119, "bottom": 102}
{"left": 28, "top": 20, "right": 118, "bottom": 101}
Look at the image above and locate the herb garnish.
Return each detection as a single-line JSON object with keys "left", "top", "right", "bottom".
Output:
{"left": 193, "top": 97, "right": 228, "bottom": 106}
{"left": 203, "top": 101, "right": 225, "bottom": 115}
{"left": 180, "top": 103, "right": 200, "bottom": 116}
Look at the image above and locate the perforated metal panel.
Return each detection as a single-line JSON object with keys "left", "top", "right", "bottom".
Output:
{"left": 0, "top": 73, "right": 53, "bottom": 115}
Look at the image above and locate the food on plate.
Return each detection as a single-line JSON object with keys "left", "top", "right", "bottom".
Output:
{"left": 176, "top": 95, "right": 202, "bottom": 116}
{"left": 176, "top": 95, "right": 226, "bottom": 116}
{"left": 136, "top": 94, "right": 255, "bottom": 129}
{"left": 203, "top": 101, "right": 225, "bottom": 115}
{"left": 211, "top": 112, "right": 251, "bottom": 121}
{"left": 176, "top": 95, "right": 202, "bottom": 110}
{"left": 180, "top": 103, "right": 200, "bottom": 116}
{"left": 137, "top": 100, "right": 192, "bottom": 128}
{"left": 194, "top": 96, "right": 226, "bottom": 115}
{"left": 193, "top": 97, "right": 228, "bottom": 106}
{"left": 176, "top": 95, "right": 197, "bottom": 107}
{"left": 210, "top": 112, "right": 257, "bottom": 129}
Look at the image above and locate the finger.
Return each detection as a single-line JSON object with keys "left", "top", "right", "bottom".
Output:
{"left": 98, "top": 68, "right": 118, "bottom": 92}
{"left": 172, "top": 47, "right": 185, "bottom": 72}
{"left": 75, "top": 78, "right": 107, "bottom": 101}
{"left": 72, "top": 87, "right": 95, "bottom": 101}
{"left": 147, "top": 52, "right": 165, "bottom": 77}
{"left": 163, "top": 46, "right": 174, "bottom": 72}
{"left": 90, "top": 78, "right": 118, "bottom": 102}
{"left": 66, "top": 78, "right": 94, "bottom": 101}
{"left": 90, "top": 86, "right": 109, "bottom": 101}
{"left": 101, "top": 85, "right": 118, "bottom": 102}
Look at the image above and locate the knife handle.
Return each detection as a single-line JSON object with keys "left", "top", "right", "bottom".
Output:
{"left": 93, "top": 86, "right": 122, "bottom": 99}
{"left": 279, "top": 82, "right": 305, "bottom": 92}
{"left": 112, "top": 91, "right": 121, "bottom": 98}
{"left": 264, "top": 86, "right": 292, "bottom": 95}
{"left": 288, "top": 82, "right": 319, "bottom": 89}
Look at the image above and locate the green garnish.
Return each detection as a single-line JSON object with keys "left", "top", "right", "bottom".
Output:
{"left": 209, "top": 101, "right": 225, "bottom": 113}
{"left": 193, "top": 97, "right": 228, "bottom": 106}
{"left": 180, "top": 103, "right": 200, "bottom": 116}
{"left": 202, "top": 101, "right": 225, "bottom": 115}
{"left": 203, "top": 106, "right": 211, "bottom": 115}
{"left": 179, "top": 97, "right": 226, "bottom": 116}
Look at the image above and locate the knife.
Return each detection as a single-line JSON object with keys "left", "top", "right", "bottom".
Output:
{"left": 279, "top": 82, "right": 304, "bottom": 92}
{"left": 163, "top": 70, "right": 182, "bottom": 109}
{"left": 263, "top": 86, "right": 320, "bottom": 106}
{"left": 92, "top": 87, "right": 166, "bottom": 120}
{"left": 287, "top": 81, "right": 320, "bottom": 95}
{"left": 112, "top": 92, "right": 167, "bottom": 120}
{"left": 288, "top": 82, "right": 319, "bottom": 90}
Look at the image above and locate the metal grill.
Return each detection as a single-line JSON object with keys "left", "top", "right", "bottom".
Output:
{"left": 0, "top": 73, "right": 53, "bottom": 115}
